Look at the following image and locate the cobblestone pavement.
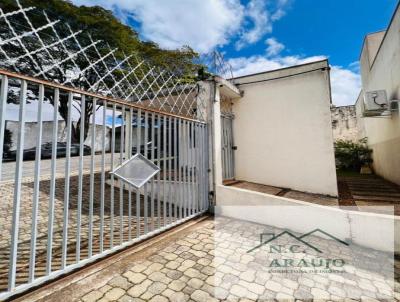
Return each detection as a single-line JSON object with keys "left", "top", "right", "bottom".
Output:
{"left": 0, "top": 172, "right": 171, "bottom": 292}
{"left": 39, "top": 217, "right": 398, "bottom": 302}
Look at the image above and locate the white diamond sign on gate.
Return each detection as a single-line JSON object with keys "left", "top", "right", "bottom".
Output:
{"left": 110, "top": 153, "right": 160, "bottom": 189}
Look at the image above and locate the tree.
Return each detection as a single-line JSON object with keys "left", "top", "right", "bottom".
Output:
{"left": 0, "top": 0, "right": 201, "bottom": 143}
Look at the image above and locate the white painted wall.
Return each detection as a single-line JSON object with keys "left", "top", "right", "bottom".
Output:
{"left": 6, "top": 121, "right": 111, "bottom": 152}
{"left": 356, "top": 4, "right": 400, "bottom": 185}
{"left": 216, "top": 185, "right": 399, "bottom": 253}
{"left": 231, "top": 60, "right": 338, "bottom": 196}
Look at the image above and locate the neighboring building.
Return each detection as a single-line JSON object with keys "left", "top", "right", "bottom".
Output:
{"left": 331, "top": 105, "right": 359, "bottom": 142}
{"left": 5, "top": 102, "right": 112, "bottom": 152}
{"left": 355, "top": 3, "right": 400, "bottom": 185}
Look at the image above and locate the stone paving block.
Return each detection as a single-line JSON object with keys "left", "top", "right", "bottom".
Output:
{"left": 311, "top": 287, "right": 330, "bottom": 300}
{"left": 166, "top": 260, "right": 180, "bottom": 270}
{"left": 127, "top": 280, "right": 152, "bottom": 297}
{"left": 187, "top": 278, "right": 204, "bottom": 289}
{"left": 81, "top": 290, "right": 103, "bottom": 302}
{"left": 108, "top": 276, "right": 132, "bottom": 290}
{"left": 166, "top": 270, "right": 183, "bottom": 280}
{"left": 265, "top": 280, "right": 282, "bottom": 292}
{"left": 149, "top": 294, "right": 168, "bottom": 302}
{"left": 168, "top": 291, "right": 187, "bottom": 302}
{"left": 169, "top": 279, "right": 186, "bottom": 291}
{"left": 147, "top": 281, "right": 167, "bottom": 295}
{"left": 103, "top": 288, "right": 125, "bottom": 301}
{"left": 148, "top": 272, "right": 171, "bottom": 284}
{"left": 124, "top": 272, "right": 147, "bottom": 284}
{"left": 190, "top": 289, "right": 213, "bottom": 302}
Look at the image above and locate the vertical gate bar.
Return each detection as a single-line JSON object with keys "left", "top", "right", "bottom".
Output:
{"left": 8, "top": 79, "right": 27, "bottom": 290}
{"left": 163, "top": 115, "right": 167, "bottom": 225}
{"left": 186, "top": 121, "right": 191, "bottom": 216}
{"left": 178, "top": 119, "right": 185, "bottom": 219}
{"left": 173, "top": 117, "right": 178, "bottom": 221}
{"left": 100, "top": 100, "right": 107, "bottom": 252}
{"left": 201, "top": 124, "right": 205, "bottom": 211}
{"left": 110, "top": 104, "right": 116, "bottom": 248}
{"left": 200, "top": 124, "right": 204, "bottom": 211}
{"left": 128, "top": 108, "right": 133, "bottom": 241}
{"left": 144, "top": 111, "right": 148, "bottom": 234}
{"left": 136, "top": 109, "right": 141, "bottom": 238}
{"left": 187, "top": 121, "right": 191, "bottom": 215}
{"left": 168, "top": 116, "right": 172, "bottom": 224}
{"left": 88, "top": 98, "right": 97, "bottom": 257}
{"left": 190, "top": 121, "right": 195, "bottom": 214}
{"left": 198, "top": 124, "right": 202, "bottom": 212}
{"left": 61, "top": 91, "right": 73, "bottom": 269}
{"left": 150, "top": 113, "right": 155, "bottom": 231}
{"left": 28, "top": 83, "right": 44, "bottom": 282}
{"left": 204, "top": 125, "right": 208, "bottom": 210}
{"left": 76, "top": 95, "right": 86, "bottom": 262}
{"left": 0, "top": 75, "right": 8, "bottom": 181}
{"left": 46, "top": 87, "right": 59, "bottom": 275}
{"left": 195, "top": 123, "right": 200, "bottom": 214}
{"left": 156, "top": 114, "right": 161, "bottom": 229}
{"left": 205, "top": 125, "right": 209, "bottom": 209}
{"left": 119, "top": 105, "right": 125, "bottom": 244}
{"left": 177, "top": 119, "right": 182, "bottom": 219}
{"left": 182, "top": 121, "right": 187, "bottom": 218}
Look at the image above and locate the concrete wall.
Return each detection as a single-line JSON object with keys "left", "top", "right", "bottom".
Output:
{"left": 331, "top": 105, "right": 359, "bottom": 142}
{"left": 356, "top": 4, "right": 400, "bottom": 185}
{"left": 231, "top": 60, "right": 338, "bottom": 196}
{"left": 216, "top": 185, "right": 399, "bottom": 253}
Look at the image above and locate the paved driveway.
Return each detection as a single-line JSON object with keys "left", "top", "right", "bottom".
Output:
{"left": 17, "top": 217, "right": 399, "bottom": 302}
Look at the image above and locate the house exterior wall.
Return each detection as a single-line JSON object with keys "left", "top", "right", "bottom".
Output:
{"left": 356, "top": 4, "right": 400, "bottom": 185}
{"left": 331, "top": 105, "right": 359, "bottom": 142}
{"left": 231, "top": 60, "right": 338, "bottom": 196}
{"left": 6, "top": 121, "right": 111, "bottom": 152}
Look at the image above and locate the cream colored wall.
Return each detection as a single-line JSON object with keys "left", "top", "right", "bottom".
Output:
{"left": 357, "top": 5, "right": 400, "bottom": 185}
{"left": 231, "top": 60, "right": 338, "bottom": 196}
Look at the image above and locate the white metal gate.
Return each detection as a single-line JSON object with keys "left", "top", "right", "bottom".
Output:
{"left": 221, "top": 114, "right": 235, "bottom": 180}
{"left": 0, "top": 70, "right": 209, "bottom": 299}
{"left": 0, "top": 1, "right": 210, "bottom": 298}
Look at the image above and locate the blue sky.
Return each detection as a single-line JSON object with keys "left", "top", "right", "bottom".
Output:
{"left": 71, "top": 0, "right": 398, "bottom": 105}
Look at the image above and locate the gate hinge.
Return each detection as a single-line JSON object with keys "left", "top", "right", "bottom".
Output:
{"left": 232, "top": 146, "right": 237, "bottom": 150}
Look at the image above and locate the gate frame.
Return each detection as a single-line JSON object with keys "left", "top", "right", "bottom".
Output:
{"left": 0, "top": 68, "right": 210, "bottom": 300}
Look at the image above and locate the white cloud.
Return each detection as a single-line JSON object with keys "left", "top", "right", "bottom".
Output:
{"left": 265, "top": 38, "right": 285, "bottom": 57}
{"left": 72, "top": 0, "right": 290, "bottom": 53}
{"left": 235, "top": 0, "right": 290, "bottom": 50}
{"left": 330, "top": 65, "right": 361, "bottom": 106}
{"left": 229, "top": 54, "right": 361, "bottom": 106}
{"left": 72, "top": 0, "right": 244, "bottom": 53}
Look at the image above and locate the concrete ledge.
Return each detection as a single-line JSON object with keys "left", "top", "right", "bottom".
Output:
{"left": 216, "top": 185, "right": 399, "bottom": 253}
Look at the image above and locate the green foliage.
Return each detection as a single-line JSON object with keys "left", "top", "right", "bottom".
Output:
{"left": 334, "top": 138, "right": 373, "bottom": 171}
{"left": 3, "top": 129, "right": 12, "bottom": 154}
